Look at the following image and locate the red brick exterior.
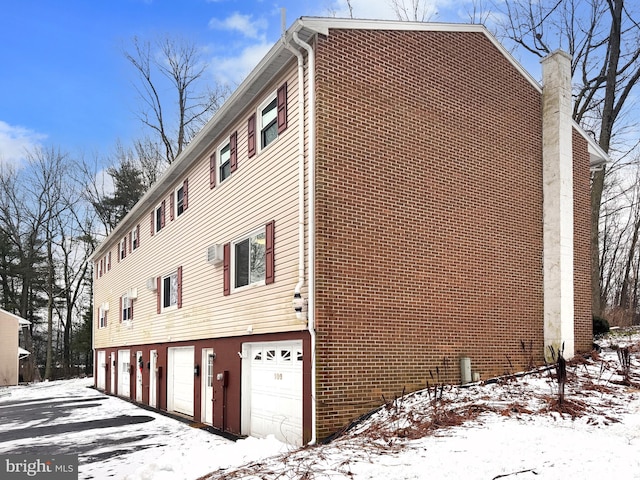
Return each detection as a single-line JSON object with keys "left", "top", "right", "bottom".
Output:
{"left": 573, "top": 130, "right": 593, "bottom": 352}
{"left": 313, "top": 29, "right": 591, "bottom": 438}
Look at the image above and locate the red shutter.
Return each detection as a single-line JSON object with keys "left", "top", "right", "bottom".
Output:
{"left": 119, "top": 297, "right": 123, "bottom": 323}
{"left": 128, "top": 232, "right": 132, "bottom": 253}
{"left": 156, "top": 276, "right": 161, "bottom": 314}
{"left": 177, "top": 266, "right": 183, "bottom": 309}
{"left": 108, "top": 252, "right": 111, "bottom": 270}
{"left": 99, "top": 259, "right": 103, "bottom": 277}
{"left": 136, "top": 224, "right": 140, "bottom": 248}
{"left": 223, "top": 243, "right": 231, "bottom": 296}
{"left": 265, "top": 220, "right": 275, "bottom": 284}
{"left": 95, "top": 262, "right": 98, "bottom": 279}
{"left": 150, "top": 211, "right": 154, "bottom": 236}
{"left": 170, "top": 191, "right": 175, "bottom": 221}
{"left": 161, "top": 200, "right": 166, "bottom": 228}
{"left": 209, "top": 153, "right": 216, "bottom": 189}
{"left": 104, "top": 310, "right": 107, "bottom": 327}
{"left": 247, "top": 114, "right": 256, "bottom": 158}
{"left": 122, "top": 238, "right": 126, "bottom": 259}
{"left": 277, "top": 83, "right": 288, "bottom": 134}
{"left": 183, "top": 179, "right": 189, "bottom": 210}
{"left": 130, "top": 299, "right": 134, "bottom": 320}
{"left": 230, "top": 131, "right": 238, "bottom": 172}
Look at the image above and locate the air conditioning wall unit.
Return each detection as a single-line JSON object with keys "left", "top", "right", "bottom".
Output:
{"left": 207, "top": 244, "right": 223, "bottom": 265}
{"left": 146, "top": 277, "right": 157, "bottom": 291}
{"left": 102, "top": 302, "right": 110, "bottom": 312}
{"left": 127, "top": 288, "right": 138, "bottom": 299}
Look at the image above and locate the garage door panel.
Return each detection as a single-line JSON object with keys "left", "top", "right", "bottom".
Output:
{"left": 244, "top": 341, "right": 303, "bottom": 445}
{"left": 168, "top": 347, "right": 194, "bottom": 417}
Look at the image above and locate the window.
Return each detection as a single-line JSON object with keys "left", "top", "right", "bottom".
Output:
{"left": 98, "top": 306, "right": 107, "bottom": 328}
{"left": 159, "top": 267, "right": 182, "bottom": 311}
{"left": 219, "top": 142, "right": 231, "bottom": 182}
{"left": 259, "top": 95, "right": 278, "bottom": 150}
{"left": 175, "top": 185, "right": 185, "bottom": 217}
{"left": 121, "top": 295, "right": 132, "bottom": 322}
{"left": 233, "top": 229, "right": 266, "bottom": 289}
{"left": 171, "top": 180, "right": 188, "bottom": 220}
{"left": 132, "top": 225, "right": 139, "bottom": 250}
{"left": 224, "top": 221, "right": 275, "bottom": 295}
{"left": 119, "top": 238, "right": 127, "bottom": 260}
{"left": 154, "top": 201, "right": 165, "bottom": 234}
{"left": 163, "top": 272, "right": 178, "bottom": 309}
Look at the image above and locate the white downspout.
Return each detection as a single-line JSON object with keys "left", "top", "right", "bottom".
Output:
{"left": 283, "top": 40, "right": 306, "bottom": 300}
{"left": 292, "top": 30, "right": 317, "bottom": 445}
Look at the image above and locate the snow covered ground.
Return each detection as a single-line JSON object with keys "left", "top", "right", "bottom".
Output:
{"left": 1, "top": 328, "right": 639, "bottom": 480}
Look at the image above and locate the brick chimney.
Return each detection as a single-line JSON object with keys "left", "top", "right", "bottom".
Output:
{"left": 541, "top": 50, "right": 574, "bottom": 361}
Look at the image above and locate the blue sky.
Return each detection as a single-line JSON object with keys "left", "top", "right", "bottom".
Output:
{"left": 0, "top": 0, "right": 513, "bottom": 168}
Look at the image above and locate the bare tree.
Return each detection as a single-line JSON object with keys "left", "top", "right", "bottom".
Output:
{"left": 389, "top": 0, "right": 435, "bottom": 22}
{"left": 125, "top": 35, "right": 230, "bottom": 165}
{"left": 495, "top": 0, "right": 640, "bottom": 317}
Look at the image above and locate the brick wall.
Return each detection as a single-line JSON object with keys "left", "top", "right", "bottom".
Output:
{"left": 573, "top": 130, "right": 593, "bottom": 352}
{"left": 313, "top": 28, "right": 590, "bottom": 439}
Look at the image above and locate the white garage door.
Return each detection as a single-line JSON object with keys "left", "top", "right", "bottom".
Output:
{"left": 167, "top": 346, "right": 194, "bottom": 416}
{"left": 242, "top": 341, "right": 303, "bottom": 446}
{"left": 117, "top": 350, "right": 131, "bottom": 398}
{"left": 96, "top": 350, "right": 106, "bottom": 390}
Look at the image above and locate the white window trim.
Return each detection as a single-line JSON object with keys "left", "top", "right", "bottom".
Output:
{"left": 161, "top": 271, "right": 179, "bottom": 312}
{"left": 154, "top": 203, "right": 163, "bottom": 234}
{"left": 257, "top": 90, "right": 278, "bottom": 153}
{"left": 99, "top": 306, "right": 107, "bottom": 329}
{"left": 217, "top": 137, "right": 232, "bottom": 184}
{"left": 231, "top": 227, "right": 266, "bottom": 292}
{"left": 174, "top": 184, "right": 185, "bottom": 218}
{"left": 132, "top": 227, "right": 139, "bottom": 250}
{"left": 119, "top": 239, "right": 126, "bottom": 260}
{"left": 122, "top": 294, "right": 132, "bottom": 322}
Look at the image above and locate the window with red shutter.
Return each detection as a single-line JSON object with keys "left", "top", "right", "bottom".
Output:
{"left": 170, "top": 191, "right": 175, "bottom": 221}
{"left": 230, "top": 131, "right": 238, "bottom": 173}
{"left": 156, "top": 277, "right": 161, "bottom": 314}
{"left": 210, "top": 153, "right": 216, "bottom": 189}
{"left": 223, "top": 243, "right": 230, "bottom": 296}
{"left": 247, "top": 114, "right": 256, "bottom": 157}
{"left": 265, "top": 220, "right": 275, "bottom": 284}
{"left": 150, "top": 211, "right": 155, "bottom": 236}
{"left": 277, "top": 83, "right": 288, "bottom": 134}
{"left": 183, "top": 179, "right": 189, "bottom": 210}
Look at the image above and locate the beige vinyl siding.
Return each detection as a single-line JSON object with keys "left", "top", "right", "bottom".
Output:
{"left": 94, "top": 63, "right": 309, "bottom": 349}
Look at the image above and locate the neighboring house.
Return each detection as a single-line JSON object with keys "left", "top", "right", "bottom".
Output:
{"left": 0, "top": 309, "right": 30, "bottom": 386}
{"left": 91, "top": 18, "right": 607, "bottom": 445}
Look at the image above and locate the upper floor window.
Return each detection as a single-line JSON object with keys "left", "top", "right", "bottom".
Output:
{"left": 98, "top": 306, "right": 107, "bottom": 329}
{"left": 224, "top": 221, "right": 275, "bottom": 295}
{"left": 119, "top": 238, "right": 127, "bottom": 260}
{"left": 132, "top": 225, "right": 139, "bottom": 250}
{"left": 170, "top": 180, "right": 189, "bottom": 220}
{"left": 253, "top": 83, "right": 287, "bottom": 154}
{"left": 121, "top": 295, "right": 133, "bottom": 322}
{"left": 259, "top": 95, "right": 278, "bottom": 150}
{"left": 219, "top": 142, "right": 231, "bottom": 182}
{"left": 233, "top": 229, "right": 266, "bottom": 289}
{"left": 154, "top": 200, "right": 165, "bottom": 234}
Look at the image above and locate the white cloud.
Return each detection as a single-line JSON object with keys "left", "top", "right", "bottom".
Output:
{"left": 210, "top": 41, "right": 273, "bottom": 86}
{"left": 209, "top": 13, "right": 267, "bottom": 40}
{"left": 0, "top": 121, "right": 46, "bottom": 167}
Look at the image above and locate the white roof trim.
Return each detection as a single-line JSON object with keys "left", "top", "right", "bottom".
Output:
{"left": 0, "top": 308, "right": 31, "bottom": 326}
{"left": 18, "top": 347, "right": 30, "bottom": 358}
